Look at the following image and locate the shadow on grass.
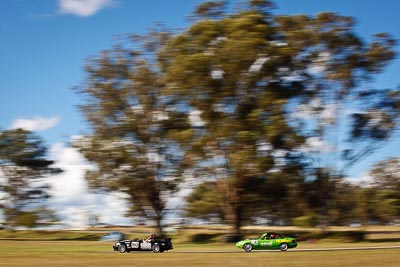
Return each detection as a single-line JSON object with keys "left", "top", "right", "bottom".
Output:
{"left": 56, "top": 234, "right": 101, "bottom": 241}
{"left": 190, "top": 233, "right": 222, "bottom": 243}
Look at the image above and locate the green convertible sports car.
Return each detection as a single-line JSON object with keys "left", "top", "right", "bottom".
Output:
{"left": 236, "top": 232, "right": 298, "bottom": 252}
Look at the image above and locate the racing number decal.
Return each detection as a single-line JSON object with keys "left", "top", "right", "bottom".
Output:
{"left": 252, "top": 240, "right": 258, "bottom": 245}
{"left": 131, "top": 242, "right": 139, "bottom": 248}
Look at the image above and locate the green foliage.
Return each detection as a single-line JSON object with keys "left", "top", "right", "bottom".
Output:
{"left": 0, "top": 129, "right": 60, "bottom": 228}
{"left": 293, "top": 214, "right": 320, "bottom": 227}
{"left": 185, "top": 182, "right": 222, "bottom": 220}
{"left": 366, "top": 158, "right": 400, "bottom": 223}
{"left": 77, "top": 0, "right": 399, "bottom": 233}
{"left": 190, "top": 233, "right": 222, "bottom": 243}
{"left": 193, "top": 1, "right": 227, "bottom": 20}
{"left": 0, "top": 129, "right": 46, "bottom": 163}
{"left": 76, "top": 25, "right": 195, "bottom": 233}
{"left": 14, "top": 212, "right": 38, "bottom": 229}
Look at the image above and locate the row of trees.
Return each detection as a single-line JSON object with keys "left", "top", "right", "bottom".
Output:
{"left": 1, "top": 1, "right": 399, "bottom": 233}
{"left": 186, "top": 161, "right": 400, "bottom": 228}
{"left": 0, "top": 127, "right": 398, "bottom": 230}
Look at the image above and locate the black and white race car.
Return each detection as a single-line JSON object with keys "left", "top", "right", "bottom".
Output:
{"left": 113, "top": 234, "right": 173, "bottom": 253}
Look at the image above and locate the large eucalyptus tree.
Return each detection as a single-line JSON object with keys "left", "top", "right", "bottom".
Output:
{"left": 77, "top": 0, "right": 398, "bottom": 234}
{"left": 169, "top": 0, "right": 398, "bottom": 231}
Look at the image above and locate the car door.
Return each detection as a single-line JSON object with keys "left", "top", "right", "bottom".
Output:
{"left": 249, "top": 239, "right": 262, "bottom": 249}
{"left": 130, "top": 240, "right": 140, "bottom": 250}
{"left": 259, "top": 237, "right": 273, "bottom": 249}
{"left": 140, "top": 241, "right": 152, "bottom": 250}
{"left": 271, "top": 238, "right": 282, "bottom": 249}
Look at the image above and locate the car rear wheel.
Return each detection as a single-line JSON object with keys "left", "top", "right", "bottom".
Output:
{"left": 243, "top": 243, "right": 253, "bottom": 252}
{"left": 152, "top": 244, "right": 161, "bottom": 253}
{"left": 279, "top": 243, "right": 288, "bottom": 251}
{"left": 118, "top": 244, "right": 127, "bottom": 253}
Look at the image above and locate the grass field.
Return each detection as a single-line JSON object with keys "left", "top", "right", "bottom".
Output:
{"left": 0, "top": 240, "right": 399, "bottom": 267}
{"left": 1, "top": 227, "right": 399, "bottom": 266}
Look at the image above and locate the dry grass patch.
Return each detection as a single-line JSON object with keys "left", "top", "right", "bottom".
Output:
{"left": 0, "top": 240, "right": 399, "bottom": 267}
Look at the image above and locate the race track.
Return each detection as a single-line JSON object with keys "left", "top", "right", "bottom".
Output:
{"left": 173, "top": 245, "right": 400, "bottom": 253}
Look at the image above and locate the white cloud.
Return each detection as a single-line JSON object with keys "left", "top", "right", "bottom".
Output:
{"left": 321, "top": 103, "right": 339, "bottom": 124}
{"left": 257, "top": 142, "right": 272, "bottom": 152}
{"left": 211, "top": 69, "right": 224, "bottom": 79}
{"left": 345, "top": 172, "right": 374, "bottom": 187}
{"left": 271, "top": 149, "right": 288, "bottom": 167}
{"left": 46, "top": 142, "right": 132, "bottom": 227}
{"left": 189, "top": 110, "right": 205, "bottom": 127}
{"left": 10, "top": 116, "right": 60, "bottom": 132}
{"left": 58, "top": 0, "right": 116, "bottom": 17}
{"left": 153, "top": 110, "right": 169, "bottom": 121}
{"left": 249, "top": 56, "right": 269, "bottom": 73}
{"left": 291, "top": 99, "right": 340, "bottom": 124}
{"left": 290, "top": 98, "right": 321, "bottom": 120}
{"left": 270, "top": 41, "right": 287, "bottom": 47}
{"left": 300, "top": 136, "right": 335, "bottom": 154}
{"left": 308, "top": 52, "right": 331, "bottom": 75}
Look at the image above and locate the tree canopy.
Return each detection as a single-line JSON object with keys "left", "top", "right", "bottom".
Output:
{"left": 76, "top": 0, "right": 399, "bottom": 234}
{"left": 0, "top": 129, "right": 60, "bottom": 228}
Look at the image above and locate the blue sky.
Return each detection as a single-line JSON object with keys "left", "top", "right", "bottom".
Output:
{"left": 1, "top": 0, "right": 399, "bottom": 149}
{"left": 0, "top": 0, "right": 399, "bottom": 226}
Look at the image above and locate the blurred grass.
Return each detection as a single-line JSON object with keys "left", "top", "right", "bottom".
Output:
{"left": 0, "top": 240, "right": 399, "bottom": 267}
{"left": 0, "top": 226, "right": 399, "bottom": 267}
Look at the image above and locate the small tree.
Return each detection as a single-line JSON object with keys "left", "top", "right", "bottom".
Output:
{"left": 0, "top": 129, "right": 60, "bottom": 228}
{"left": 367, "top": 158, "right": 400, "bottom": 223}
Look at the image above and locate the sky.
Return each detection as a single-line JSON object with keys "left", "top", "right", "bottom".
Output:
{"left": 0, "top": 0, "right": 399, "bottom": 227}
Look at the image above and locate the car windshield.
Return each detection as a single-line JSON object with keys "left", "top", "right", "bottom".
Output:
{"left": 259, "top": 233, "right": 281, "bottom": 239}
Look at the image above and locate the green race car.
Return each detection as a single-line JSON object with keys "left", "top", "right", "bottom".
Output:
{"left": 236, "top": 232, "right": 298, "bottom": 252}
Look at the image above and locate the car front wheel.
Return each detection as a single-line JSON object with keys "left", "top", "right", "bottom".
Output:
{"left": 279, "top": 243, "right": 288, "bottom": 251}
{"left": 152, "top": 244, "right": 161, "bottom": 253}
{"left": 243, "top": 243, "right": 253, "bottom": 252}
{"left": 118, "top": 244, "right": 127, "bottom": 253}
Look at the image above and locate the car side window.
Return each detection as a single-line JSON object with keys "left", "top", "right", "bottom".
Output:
{"left": 270, "top": 234, "right": 276, "bottom": 239}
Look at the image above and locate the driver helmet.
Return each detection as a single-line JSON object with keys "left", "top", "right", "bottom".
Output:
{"left": 270, "top": 233, "right": 275, "bottom": 238}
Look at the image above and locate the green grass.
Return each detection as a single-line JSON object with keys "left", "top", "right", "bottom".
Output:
{"left": 0, "top": 227, "right": 399, "bottom": 267}
{"left": 0, "top": 240, "right": 399, "bottom": 267}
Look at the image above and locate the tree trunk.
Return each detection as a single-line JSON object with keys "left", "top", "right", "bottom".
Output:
{"left": 155, "top": 212, "right": 163, "bottom": 235}
{"left": 232, "top": 206, "right": 242, "bottom": 236}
